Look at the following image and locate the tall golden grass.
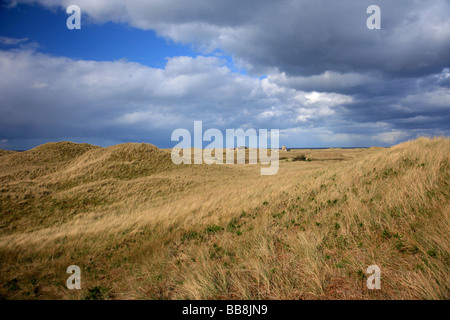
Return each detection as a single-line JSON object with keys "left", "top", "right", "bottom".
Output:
{"left": 0, "top": 137, "right": 448, "bottom": 299}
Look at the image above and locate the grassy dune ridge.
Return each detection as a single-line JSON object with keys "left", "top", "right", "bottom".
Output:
{"left": 0, "top": 137, "right": 448, "bottom": 299}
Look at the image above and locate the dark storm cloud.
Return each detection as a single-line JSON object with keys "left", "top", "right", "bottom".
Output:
{"left": 14, "top": 0, "right": 450, "bottom": 76}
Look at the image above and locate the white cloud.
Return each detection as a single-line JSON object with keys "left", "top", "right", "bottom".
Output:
{"left": 0, "top": 48, "right": 354, "bottom": 147}
{"left": 375, "top": 131, "right": 409, "bottom": 144}
{"left": 0, "top": 36, "right": 29, "bottom": 45}
{"left": 268, "top": 71, "right": 374, "bottom": 92}
{"left": 302, "top": 91, "right": 353, "bottom": 107}
{"left": 401, "top": 89, "right": 450, "bottom": 109}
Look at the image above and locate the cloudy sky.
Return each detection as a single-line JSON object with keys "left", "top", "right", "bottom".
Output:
{"left": 0, "top": 0, "right": 449, "bottom": 150}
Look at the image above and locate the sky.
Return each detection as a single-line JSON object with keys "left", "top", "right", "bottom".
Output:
{"left": 0, "top": 0, "right": 449, "bottom": 150}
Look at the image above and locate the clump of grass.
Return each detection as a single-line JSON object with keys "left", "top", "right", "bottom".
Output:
{"left": 204, "top": 225, "right": 224, "bottom": 235}
{"left": 292, "top": 155, "right": 307, "bottom": 161}
{"left": 85, "top": 286, "right": 110, "bottom": 300}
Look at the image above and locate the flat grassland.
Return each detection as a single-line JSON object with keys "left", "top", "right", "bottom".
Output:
{"left": 0, "top": 137, "right": 448, "bottom": 299}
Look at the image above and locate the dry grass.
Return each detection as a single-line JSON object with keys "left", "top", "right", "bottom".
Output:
{"left": 0, "top": 137, "right": 448, "bottom": 300}
{"left": 0, "top": 150, "right": 17, "bottom": 157}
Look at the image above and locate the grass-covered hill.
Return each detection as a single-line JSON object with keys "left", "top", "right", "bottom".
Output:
{"left": 0, "top": 137, "right": 448, "bottom": 299}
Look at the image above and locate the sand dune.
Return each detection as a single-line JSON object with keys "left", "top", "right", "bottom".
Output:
{"left": 0, "top": 137, "right": 448, "bottom": 299}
